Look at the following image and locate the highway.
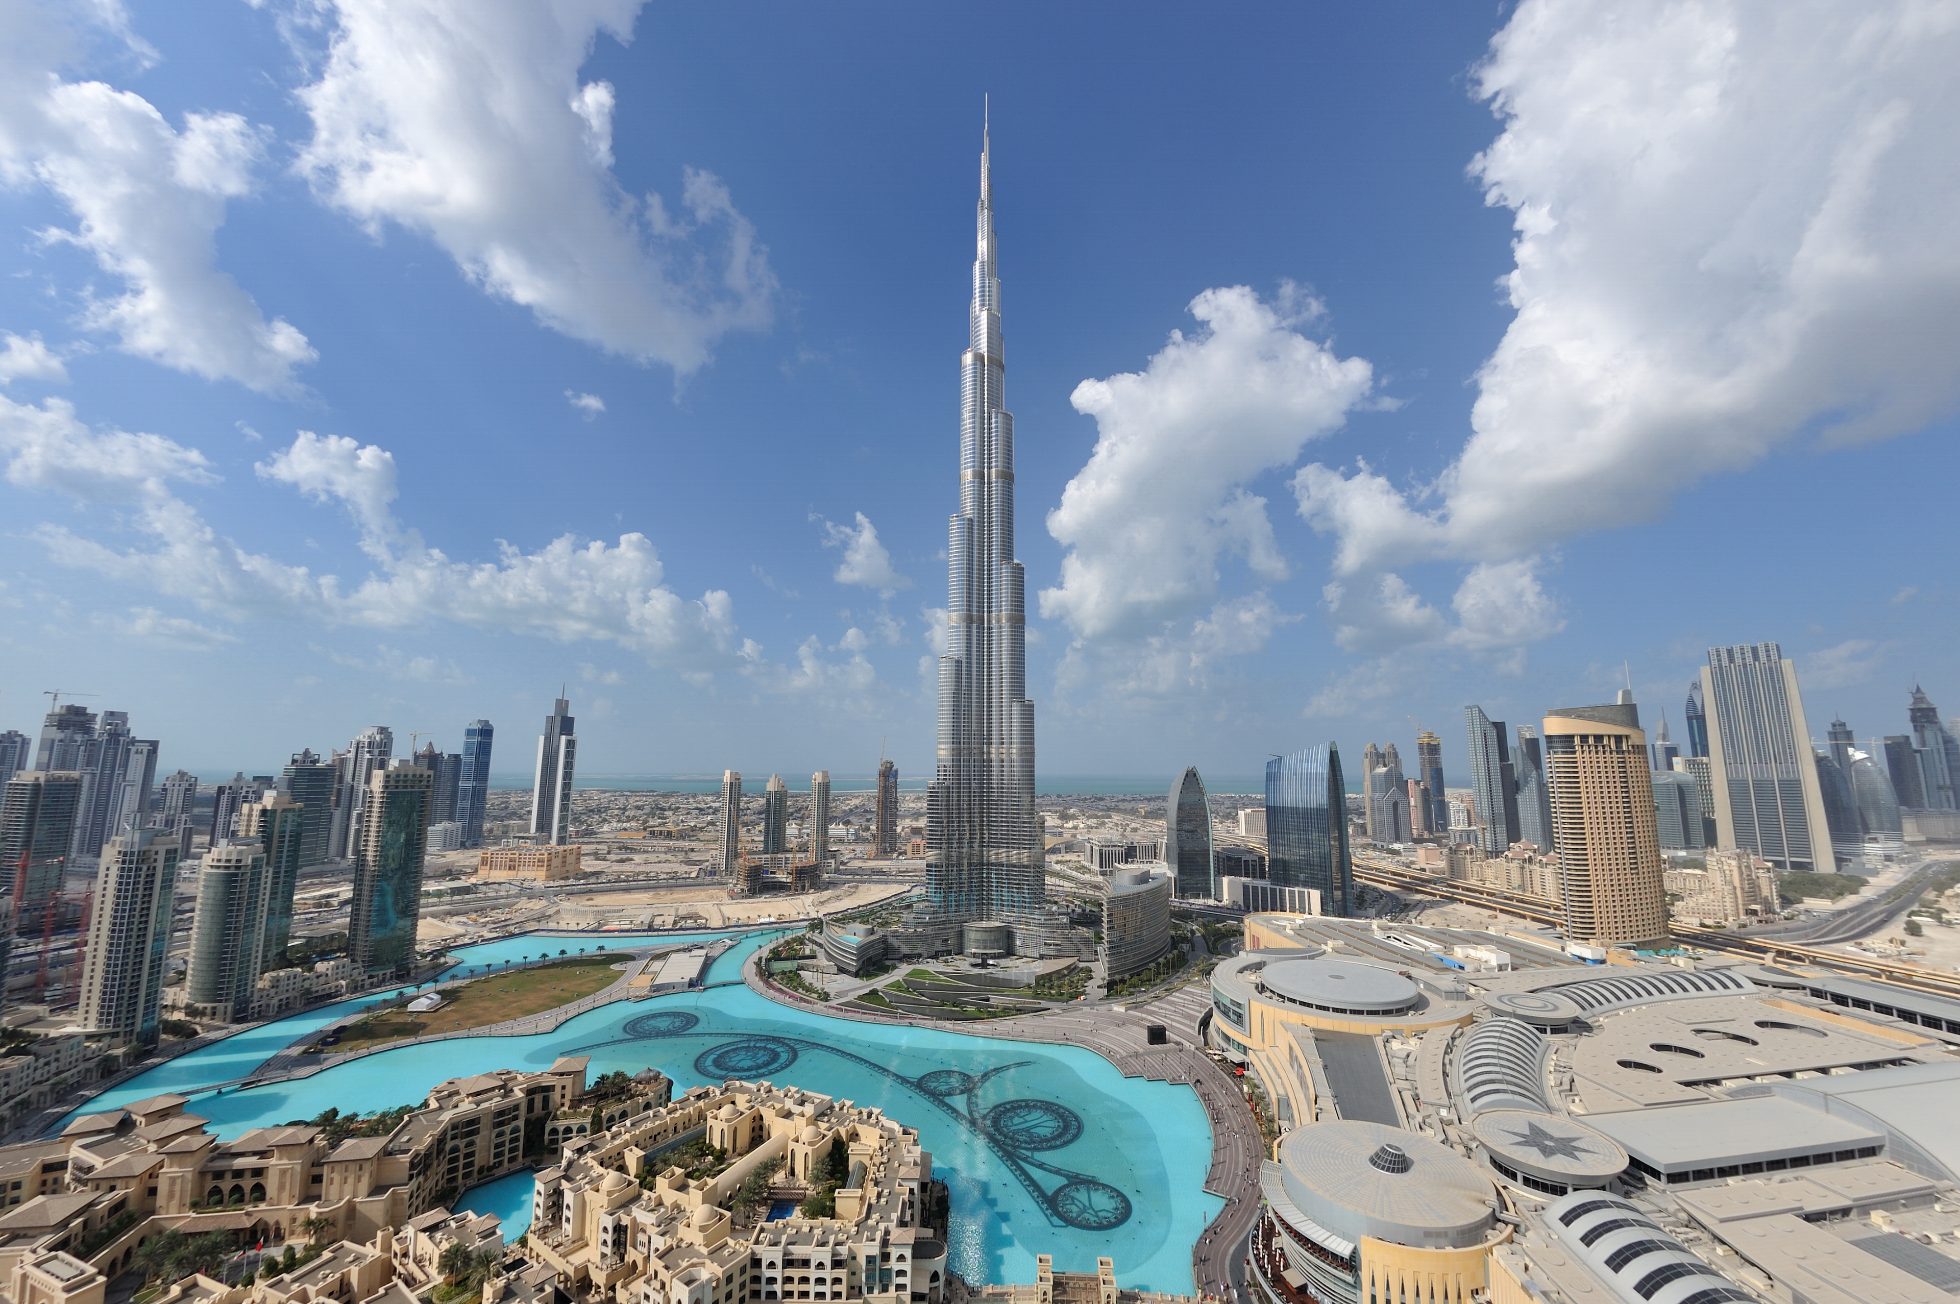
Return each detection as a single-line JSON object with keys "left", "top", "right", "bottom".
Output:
{"left": 1352, "top": 857, "right": 1960, "bottom": 1000}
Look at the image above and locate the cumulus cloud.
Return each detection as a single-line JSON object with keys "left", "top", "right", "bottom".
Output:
{"left": 0, "top": 3, "right": 315, "bottom": 391}
{"left": 9, "top": 397, "right": 753, "bottom": 671}
{"left": 1296, "top": 0, "right": 1960, "bottom": 595}
{"left": 1800, "top": 637, "right": 1888, "bottom": 691}
{"left": 1056, "top": 591, "right": 1299, "bottom": 709}
{"left": 816, "top": 511, "right": 908, "bottom": 596}
{"left": 1041, "top": 285, "right": 1373, "bottom": 642}
{"left": 0, "top": 332, "right": 68, "bottom": 385}
{"left": 565, "top": 389, "right": 606, "bottom": 419}
{"left": 105, "top": 606, "right": 238, "bottom": 649}
{"left": 295, "top": 0, "right": 775, "bottom": 374}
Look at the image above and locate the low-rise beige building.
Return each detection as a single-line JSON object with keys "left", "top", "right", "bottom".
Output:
{"left": 478, "top": 845, "right": 583, "bottom": 881}
{"left": 527, "top": 1080, "right": 949, "bottom": 1304}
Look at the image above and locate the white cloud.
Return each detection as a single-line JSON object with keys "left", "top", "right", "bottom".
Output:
{"left": 295, "top": 0, "right": 775, "bottom": 374}
{"left": 1296, "top": 0, "right": 1960, "bottom": 596}
{"left": 1800, "top": 638, "right": 1888, "bottom": 691}
{"left": 565, "top": 389, "right": 606, "bottom": 419}
{"left": 1055, "top": 591, "right": 1297, "bottom": 709}
{"left": 0, "top": 4, "right": 315, "bottom": 390}
{"left": 9, "top": 402, "right": 752, "bottom": 671}
{"left": 816, "top": 511, "right": 908, "bottom": 596}
{"left": 1041, "top": 285, "right": 1373, "bottom": 642}
{"left": 256, "top": 430, "right": 399, "bottom": 555}
{"left": 0, "top": 332, "right": 68, "bottom": 385}
{"left": 99, "top": 606, "right": 238, "bottom": 649}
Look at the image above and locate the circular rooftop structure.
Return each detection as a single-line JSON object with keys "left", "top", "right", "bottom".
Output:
{"left": 1471, "top": 1108, "right": 1627, "bottom": 1193}
{"left": 1256, "top": 956, "right": 1422, "bottom": 1017}
{"left": 1270, "top": 1120, "right": 1498, "bottom": 1249}
{"left": 1482, "top": 988, "right": 1586, "bottom": 1027}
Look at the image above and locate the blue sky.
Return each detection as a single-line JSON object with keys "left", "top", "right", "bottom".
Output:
{"left": 1, "top": 1, "right": 1955, "bottom": 783}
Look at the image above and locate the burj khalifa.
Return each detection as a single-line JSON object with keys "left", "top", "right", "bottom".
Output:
{"left": 921, "top": 115, "right": 1047, "bottom": 953}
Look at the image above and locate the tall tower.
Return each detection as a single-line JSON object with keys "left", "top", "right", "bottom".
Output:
{"left": 1544, "top": 694, "right": 1668, "bottom": 948}
{"left": 1649, "top": 712, "right": 1680, "bottom": 773}
{"left": 349, "top": 762, "right": 432, "bottom": 978}
{"left": 1463, "top": 706, "right": 1520, "bottom": 855}
{"left": 0, "top": 730, "right": 29, "bottom": 789}
{"left": 2, "top": 771, "right": 82, "bottom": 922}
{"left": 762, "top": 774, "right": 788, "bottom": 854}
{"left": 1265, "top": 745, "right": 1352, "bottom": 916}
{"left": 811, "top": 771, "right": 831, "bottom": 866}
{"left": 280, "top": 749, "right": 335, "bottom": 867}
{"left": 1907, "top": 686, "right": 1960, "bottom": 811}
{"left": 456, "top": 720, "right": 495, "bottom": 848}
{"left": 186, "top": 841, "right": 268, "bottom": 1021}
{"left": 1684, "top": 681, "right": 1709, "bottom": 758}
{"left": 717, "top": 770, "right": 742, "bottom": 878}
{"left": 1414, "top": 732, "right": 1446, "bottom": 834}
{"left": 530, "top": 696, "right": 577, "bottom": 845}
{"left": 239, "top": 792, "right": 305, "bottom": 973}
{"left": 1701, "top": 643, "right": 1833, "bottom": 872}
{"left": 330, "top": 726, "right": 393, "bottom": 861}
{"left": 1826, "top": 717, "right": 1856, "bottom": 775}
{"left": 874, "top": 758, "right": 898, "bottom": 858}
{"left": 922, "top": 114, "right": 1045, "bottom": 949}
{"left": 78, "top": 827, "right": 178, "bottom": 1047}
{"left": 1165, "top": 766, "right": 1215, "bottom": 900}
{"left": 1513, "top": 725, "right": 1554, "bottom": 851}
{"left": 1360, "top": 743, "right": 1382, "bottom": 840}
{"left": 159, "top": 768, "right": 199, "bottom": 858}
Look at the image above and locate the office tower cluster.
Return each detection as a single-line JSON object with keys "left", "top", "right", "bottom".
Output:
{"left": 714, "top": 767, "right": 834, "bottom": 897}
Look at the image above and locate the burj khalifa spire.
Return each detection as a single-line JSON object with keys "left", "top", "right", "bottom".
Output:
{"left": 922, "top": 110, "right": 1046, "bottom": 951}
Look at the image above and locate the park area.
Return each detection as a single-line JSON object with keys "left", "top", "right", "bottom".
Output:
{"left": 334, "top": 955, "right": 621, "bottom": 1050}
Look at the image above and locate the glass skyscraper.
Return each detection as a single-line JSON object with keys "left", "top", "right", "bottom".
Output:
{"left": 1265, "top": 745, "right": 1352, "bottom": 916}
{"left": 1514, "top": 725, "right": 1554, "bottom": 851}
{"left": 530, "top": 696, "right": 576, "bottom": 846}
{"left": 456, "top": 719, "right": 494, "bottom": 848}
{"left": 1415, "top": 731, "right": 1447, "bottom": 835}
{"left": 1684, "top": 681, "right": 1709, "bottom": 758}
{"left": 1464, "top": 705, "right": 1519, "bottom": 855}
{"left": 1165, "top": 766, "right": 1215, "bottom": 900}
{"left": 922, "top": 118, "right": 1045, "bottom": 949}
{"left": 1701, "top": 642, "right": 1834, "bottom": 872}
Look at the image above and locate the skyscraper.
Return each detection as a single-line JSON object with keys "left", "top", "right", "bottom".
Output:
{"left": 1165, "top": 766, "right": 1215, "bottom": 900}
{"left": 415, "top": 742, "right": 457, "bottom": 824}
{"left": 209, "top": 771, "right": 253, "bottom": 844}
{"left": 1463, "top": 706, "right": 1520, "bottom": 855}
{"left": 2, "top": 771, "right": 82, "bottom": 922}
{"left": 762, "top": 774, "right": 788, "bottom": 854}
{"left": 239, "top": 792, "right": 305, "bottom": 973}
{"left": 1684, "top": 681, "right": 1709, "bottom": 758}
{"left": 1848, "top": 750, "right": 1904, "bottom": 855}
{"left": 811, "top": 771, "right": 831, "bottom": 865}
{"left": 1544, "top": 694, "right": 1668, "bottom": 948}
{"left": 530, "top": 696, "right": 576, "bottom": 846}
{"left": 1883, "top": 734, "right": 1928, "bottom": 809}
{"left": 1360, "top": 742, "right": 1383, "bottom": 840}
{"left": 185, "top": 841, "right": 268, "bottom": 1021}
{"left": 717, "top": 770, "right": 742, "bottom": 878}
{"left": 1651, "top": 770, "right": 1707, "bottom": 851}
{"left": 874, "top": 758, "right": 898, "bottom": 859}
{"left": 1826, "top": 717, "right": 1856, "bottom": 775}
{"left": 1265, "top": 744, "right": 1352, "bottom": 916}
{"left": 0, "top": 730, "right": 29, "bottom": 789}
{"left": 1513, "top": 725, "right": 1554, "bottom": 851}
{"left": 1673, "top": 755, "right": 1718, "bottom": 848}
{"left": 329, "top": 726, "right": 393, "bottom": 861}
{"left": 921, "top": 118, "right": 1045, "bottom": 950}
{"left": 1906, "top": 685, "right": 1960, "bottom": 810}
{"left": 1415, "top": 731, "right": 1447, "bottom": 835}
{"left": 1701, "top": 643, "right": 1833, "bottom": 872}
{"left": 1814, "top": 751, "right": 1864, "bottom": 870}
{"left": 1649, "top": 712, "right": 1681, "bottom": 773}
{"left": 349, "top": 762, "right": 432, "bottom": 978}
{"left": 158, "top": 768, "right": 198, "bottom": 858}
{"left": 456, "top": 720, "right": 495, "bottom": 849}
{"left": 74, "top": 711, "right": 140, "bottom": 858}
{"left": 35, "top": 703, "right": 96, "bottom": 771}
{"left": 78, "top": 827, "right": 178, "bottom": 1047}
{"left": 280, "top": 749, "right": 335, "bottom": 868}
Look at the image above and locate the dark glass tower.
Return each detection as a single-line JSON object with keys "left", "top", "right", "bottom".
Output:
{"left": 1464, "top": 706, "right": 1520, "bottom": 855}
{"left": 456, "top": 720, "right": 494, "bottom": 848}
{"left": 1265, "top": 745, "right": 1352, "bottom": 916}
{"left": 1165, "top": 766, "right": 1215, "bottom": 900}
{"left": 1684, "top": 681, "right": 1709, "bottom": 758}
{"left": 923, "top": 117, "right": 1044, "bottom": 947}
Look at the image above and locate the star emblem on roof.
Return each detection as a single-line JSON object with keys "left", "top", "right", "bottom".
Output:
{"left": 1504, "top": 1120, "right": 1593, "bottom": 1161}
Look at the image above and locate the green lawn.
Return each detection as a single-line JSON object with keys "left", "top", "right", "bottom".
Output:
{"left": 336, "top": 956, "right": 619, "bottom": 1049}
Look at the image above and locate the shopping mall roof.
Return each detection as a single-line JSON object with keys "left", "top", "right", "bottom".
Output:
{"left": 1585, "top": 1096, "right": 1884, "bottom": 1179}
{"left": 1266, "top": 1119, "right": 1498, "bottom": 1250}
{"left": 1258, "top": 956, "right": 1422, "bottom": 1015}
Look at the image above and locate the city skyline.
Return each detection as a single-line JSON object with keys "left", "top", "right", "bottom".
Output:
{"left": 0, "top": 4, "right": 1954, "bottom": 779}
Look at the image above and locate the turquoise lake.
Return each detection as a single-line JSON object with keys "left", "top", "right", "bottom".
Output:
{"left": 60, "top": 929, "right": 1218, "bottom": 1291}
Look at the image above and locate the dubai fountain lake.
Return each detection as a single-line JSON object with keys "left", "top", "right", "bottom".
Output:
{"left": 58, "top": 928, "right": 1220, "bottom": 1291}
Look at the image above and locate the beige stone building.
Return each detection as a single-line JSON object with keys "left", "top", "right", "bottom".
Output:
{"left": 1664, "top": 848, "right": 1776, "bottom": 927}
{"left": 1543, "top": 698, "right": 1669, "bottom": 948}
{"left": 478, "top": 844, "right": 583, "bottom": 881}
{"left": 527, "top": 1080, "right": 949, "bottom": 1304}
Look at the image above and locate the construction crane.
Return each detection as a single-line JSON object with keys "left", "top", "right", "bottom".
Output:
{"left": 42, "top": 689, "right": 98, "bottom": 711}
